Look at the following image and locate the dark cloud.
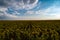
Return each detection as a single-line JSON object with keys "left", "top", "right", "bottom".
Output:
{"left": 30, "top": 0, "right": 36, "bottom": 4}
{"left": 0, "top": 0, "right": 6, "bottom": 7}
{"left": 23, "top": 0, "right": 36, "bottom": 4}
{"left": 0, "top": 0, "right": 12, "bottom": 7}
{"left": 0, "top": 16, "right": 7, "bottom": 20}
{"left": 0, "top": 0, "right": 8, "bottom": 7}
{"left": 0, "top": 0, "right": 38, "bottom": 7}
{"left": 0, "top": 15, "right": 15, "bottom": 20}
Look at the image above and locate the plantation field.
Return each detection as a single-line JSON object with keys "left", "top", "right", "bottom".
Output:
{"left": 0, "top": 20, "right": 60, "bottom": 40}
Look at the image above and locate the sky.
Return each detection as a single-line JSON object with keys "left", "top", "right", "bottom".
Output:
{"left": 0, "top": 0, "right": 60, "bottom": 20}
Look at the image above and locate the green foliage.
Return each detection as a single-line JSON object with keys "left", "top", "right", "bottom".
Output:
{"left": 0, "top": 21, "right": 60, "bottom": 40}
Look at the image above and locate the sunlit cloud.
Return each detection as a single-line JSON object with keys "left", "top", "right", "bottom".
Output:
{"left": 0, "top": 0, "right": 60, "bottom": 20}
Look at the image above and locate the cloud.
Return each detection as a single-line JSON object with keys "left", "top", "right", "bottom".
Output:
{"left": 0, "top": 0, "right": 7, "bottom": 7}
{"left": 0, "top": 4, "right": 60, "bottom": 20}
{"left": 0, "top": 0, "right": 39, "bottom": 16}
{"left": 0, "top": 0, "right": 60, "bottom": 20}
{"left": 8, "top": 0, "right": 38, "bottom": 10}
{"left": 0, "top": 0, "right": 12, "bottom": 7}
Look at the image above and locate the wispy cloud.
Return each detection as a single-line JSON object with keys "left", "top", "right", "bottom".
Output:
{"left": 0, "top": 0, "right": 60, "bottom": 20}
